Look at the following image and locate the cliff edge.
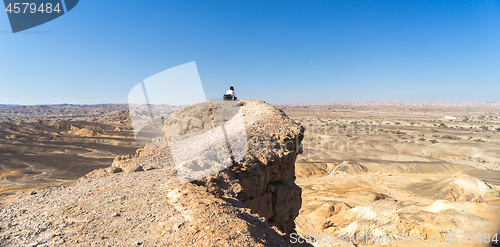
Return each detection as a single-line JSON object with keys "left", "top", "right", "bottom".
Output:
{"left": 0, "top": 100, "right": 306, "bottom": 246}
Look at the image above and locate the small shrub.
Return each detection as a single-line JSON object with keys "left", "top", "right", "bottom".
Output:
{"left": 392, "top": 130, "right": 406, "bottom": 135}
{"left": 441, "top": 135, "right": 460, "bottom": 140}
{"left": 429, "top": 139, "right": 438, "bottom": 144}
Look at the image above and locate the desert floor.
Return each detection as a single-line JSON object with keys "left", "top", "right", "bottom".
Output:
{"left": 1, "top": 104, "right": 499, "bottom": 246}
{"left": 280, "top": 105, "right": 500, "bottom": 246}
{"left": 0, "top": 108, "right": 141, "bottom": 195}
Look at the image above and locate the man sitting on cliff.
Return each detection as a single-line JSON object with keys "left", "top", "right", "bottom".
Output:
{"left": 223, "top": 86, "right": 237, "bottom": 101}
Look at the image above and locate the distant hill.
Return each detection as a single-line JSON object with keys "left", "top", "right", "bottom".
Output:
{"left": 0, "top": 104, "right": 185, "bottom": 122}
{"left": 278, "top": 100, "right": 500, "bottom": 107}
{"left": 0, "top": 104, "right": 129, "bottom": 121}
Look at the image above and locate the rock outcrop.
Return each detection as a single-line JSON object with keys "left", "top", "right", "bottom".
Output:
{"left": 0, "top": 100, "right": 306, "bottom": 246}
{"left": 113, "top": 100, "right": 305, "bottom": 233}
{"left": 194, "top": 100, "right": 305, "bottom": 233}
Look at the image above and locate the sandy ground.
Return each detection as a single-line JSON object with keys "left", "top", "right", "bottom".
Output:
{"left": 1, "top": 103, "right": 499, "bottom": 246}
{"left": 0, "top": 110, "right": 142, "bottom": 196}
{"left": 279, "top": 105, "right": 500, "bottom": 247}
{"left": 0, "top": 100, "right": 307, "bottom": 246}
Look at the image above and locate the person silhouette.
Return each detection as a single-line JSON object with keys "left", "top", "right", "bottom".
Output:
{"left": 223, "top": 86, "right": 237, "bottom": 100}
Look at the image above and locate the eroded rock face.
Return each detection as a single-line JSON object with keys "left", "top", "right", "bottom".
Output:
{"left": 195, "top": 100, "right": 305, "bottom": 233}
{"left": 0, "top": 100, "right": 306, "bottom": 246}
{"left": 109, "top": 100, "right": 305, "bottom": 233}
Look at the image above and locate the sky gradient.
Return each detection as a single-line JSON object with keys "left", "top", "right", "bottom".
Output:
{"left": 1, "top": 0, "right": 499, "bottom": 105}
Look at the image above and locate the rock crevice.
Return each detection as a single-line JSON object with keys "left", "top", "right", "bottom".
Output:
{"left": 164, "top": 100, "right": 305, "bottom": 233}
{"left": 111, "top": 100, "right": 305, "bottom": 233}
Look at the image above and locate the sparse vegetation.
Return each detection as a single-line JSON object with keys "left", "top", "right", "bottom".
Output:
{"left": 429, "top": 139, "right": 438, "bottom": 144}
{"left": 440, "top": 135, "right": 460, "bottom": 140}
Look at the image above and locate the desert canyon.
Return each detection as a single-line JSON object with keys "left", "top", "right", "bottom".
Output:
{"left": 1, "top": 100, "right": 499, "bottom": 246}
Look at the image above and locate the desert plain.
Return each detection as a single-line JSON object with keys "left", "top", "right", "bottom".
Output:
{"left": 281, "top": 104, "right": 500, "bottom": 246}
{"left": 0, "top": 102, "right": 499, "bottom": 246}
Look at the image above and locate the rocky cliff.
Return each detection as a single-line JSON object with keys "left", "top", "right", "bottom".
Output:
{"left": 114, "top": 100, "right": 305, "bottom": 233}
{"left": 193, "top": 100, "right": 305, "bottom": 233}
{"left": 0, "top": 100, "right": 306, "bottom": 246}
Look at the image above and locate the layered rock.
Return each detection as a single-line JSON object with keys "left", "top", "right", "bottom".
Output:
{"left": 0, "top": 100, "right": 306, "bottom": 246}
{"left": 193, "top": 100, "right": 305, "bottom": 233}
{"left": 112, "top": 100, "right": 305, "bottom": 233}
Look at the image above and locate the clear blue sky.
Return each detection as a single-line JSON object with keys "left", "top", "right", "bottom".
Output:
{"left": 1, "top": 0, "right": 499, "bottom": 105}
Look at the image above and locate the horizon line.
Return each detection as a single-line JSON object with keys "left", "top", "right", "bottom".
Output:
{"left": 1, "top": 99, "right": 500, "bottom": 107}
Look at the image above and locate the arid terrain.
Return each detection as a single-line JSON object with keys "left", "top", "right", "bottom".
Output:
{"left": 0, "top": 105, "right": 140, "bottom": 195}
{"left": 280, "top": 104, "right": 500, "bottom": 246}
{"left": 0, "top": 102, "right": 499, "bottom": 246}
{"left": 0, "top": 100, "right": 307, "bottom": 246}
